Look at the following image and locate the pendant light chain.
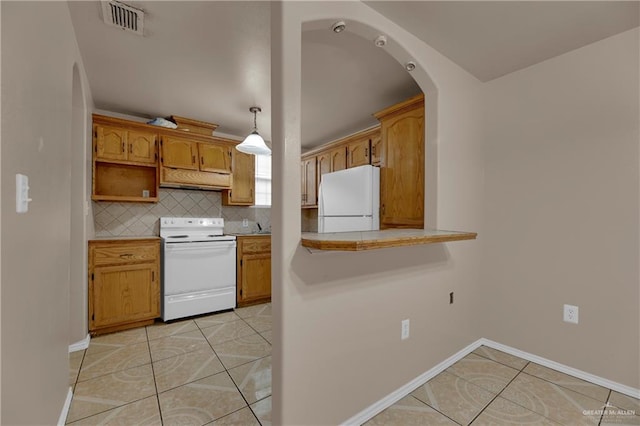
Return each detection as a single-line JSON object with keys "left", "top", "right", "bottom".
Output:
{"left": 236, "top": 106, "right": 271, "bottom": 156}
{"left": 253, "top": 109, "right": 258, "bottom": 132}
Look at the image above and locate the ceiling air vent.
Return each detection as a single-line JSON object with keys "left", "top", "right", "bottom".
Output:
{"left": 101, "top": 0, "right": 144, "bottom": 36}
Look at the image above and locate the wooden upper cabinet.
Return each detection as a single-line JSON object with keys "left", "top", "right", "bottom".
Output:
{"left": 330, "top": 147, "right": 347, "bottom": 172}
{"left": 159, "top": 134, "right": 235, "bottom": 190}
{"left": 161, "top": 136, "right": 198, "bottom": 170}
{"left": 128, "top": 130, "right": 157, "bottom": 164}
{"left": 199, "top": 142, "right": 232, "bottom": 174}
{"left": 301, "top": 156, "right": 317, "bottom": 207}
{"left": 92, "top": 115, "right": 159, "bottom": 203}
{"left": 374, "top": 93, "right": 425, "bottom": 229}
{"left": 95, "top": 125, "right": 128, "bottom": 161}
{"left": 223, "top": 150, "right": 254, "bottom": 206}
{"left": 347, "top": 136, "right": 371, "bottom": 168}
{"left": 95, "top": 124, "right": 157, "bottom": 165}
{"left": 316, "top": 151, "right": 331, "bottom": 189}
{"left": 370, "top": 130, "right": 383, "bottom": 166}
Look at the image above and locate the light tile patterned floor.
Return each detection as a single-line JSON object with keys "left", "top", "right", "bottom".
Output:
{"left": 67, "top": 303, "right": 272, "bottom": 425}
{"left": 367, "top": 347, "right": 640, "bottom": 426}
{"left": 69, "top": 307, "right": 639, "bottom": 426}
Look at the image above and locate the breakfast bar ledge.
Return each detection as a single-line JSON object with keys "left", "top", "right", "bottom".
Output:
{"left": 301, "top": 228, "right": 477, "bottom": 252}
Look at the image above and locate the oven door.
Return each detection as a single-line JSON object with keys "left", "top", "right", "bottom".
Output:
{"left": 163, "top": 240, "right": 236, "bottom": 296}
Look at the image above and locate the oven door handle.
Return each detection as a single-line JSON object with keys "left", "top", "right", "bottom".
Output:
{"left": 165, "top": 241, "right": 236, "bottom": 251}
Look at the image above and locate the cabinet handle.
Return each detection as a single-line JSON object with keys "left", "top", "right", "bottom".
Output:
{"left": 381, "top": 204, "right": 385, "bottom": 215}
{"left": 119, "top": 253, "right": 134, "bottom": 258}
{"left": 200, "top": 156, "right": 204, "bottom": 165}
{"left": 192, "top": 155, "right": 196, "bottom": 164}
{"left": 365, "top": 147, "right": 368, "bottom": 157}
{"left": 122, "top": 142, "right": 125, "bottom": 153}
{"left": 152, "top": 271, "right": 155, "bottom": 281}
{"left": 129, "top": 144, "right": 133, "bottom": 154}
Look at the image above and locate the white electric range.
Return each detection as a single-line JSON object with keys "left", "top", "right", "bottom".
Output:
{"left": 160, "top": 217, "right": 236, "bottom": 321}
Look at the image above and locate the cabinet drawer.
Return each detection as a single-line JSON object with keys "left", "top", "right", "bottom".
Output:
{"left": 91, "top": 243, "right": 159, "bottom": 266}
{"left": 161, "top": 167, "right": 231, "bottom": 189}
{"left": 240, "top": 239, "right": 271, "bottom": 254}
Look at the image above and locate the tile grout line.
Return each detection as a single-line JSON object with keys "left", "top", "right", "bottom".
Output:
{"left": 196, "top": 312, "right": 267, "bottom": 425}
{"left": 465, "top": 360, "right": 532, "bottom": 425}
{"left": 471, "top": 347, "right": 613, "bottom": 414}
{"left": 517, "top": 369, "right": 610, "bottom": 404}
{"left": 68, "top": 305, "right": 272, "bottom": 425}
{"left": 67, "top": 341, "right": 155, "bottom": 424}
{"left": 407, "top": 394, "right": 463, "bottom": 426}
{"left": 145, "top": 325, "right": 164, "bottom": 426}
{"left": 598, "top": 389, "right": 612, "bottom": 426}
{"left": 65, "top": 350, "right": 87, "bottom": 425}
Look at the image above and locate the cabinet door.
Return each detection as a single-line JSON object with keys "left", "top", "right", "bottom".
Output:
{"left": 128, "top": 130, "right": 157, "bottom": 164}
{"left": 199, "top": 143, "right": 232, "bottom": 173}
{"left": 330, "top": 147, "right": 347, "bottom": 172}
{"left": 347, "top": 137, "right": 371, "bottom": 168}
{"left": 95, "top": 125, "right": 127, "bottom": 161}
{"left": 380, "top": 107, "right": 424, "bottom": 228}
{"left": 226, "top": 150, "right": 255, "bottom": 205}
{"left": 90, "top": 262, "right": 160, "bottom": 329}
{"left": 301, "top": 161, "right": 307, "bottom": 206}
{"left": 316, "top": 151, "right": 331, "bottom": 190}
{"left": 239, "top": 253, "right": 271, "bottom": 304}
{"left": 370, "top": 131, "right": 383, "bottom": 166}
{"left": 161, "top": 136, "right": 198, "bottom": 170}
{"left": 301, "top": 157, "right": 317, "bottom": 206}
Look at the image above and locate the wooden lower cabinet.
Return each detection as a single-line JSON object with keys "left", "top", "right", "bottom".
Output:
{"left": 236, "top": 235, "right": 271, "bottom": 307}
{"left": 89, "top": 239, "right": 161, "bottom": 335}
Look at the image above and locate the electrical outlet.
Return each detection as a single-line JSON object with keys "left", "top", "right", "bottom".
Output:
{"left": 242, "top": 218, "right": 249, "bottom": 227}
{"left": 563, "top": 304, "right": 579, "bottom": 324}
{"left": 401, "top": 319, "right": 410, "bottom": 340}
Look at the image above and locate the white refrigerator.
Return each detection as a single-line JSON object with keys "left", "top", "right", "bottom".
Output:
{"left": 318, "top": 165, "right": 380, "bottom": 233}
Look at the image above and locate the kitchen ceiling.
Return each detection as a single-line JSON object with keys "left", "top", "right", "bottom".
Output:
{"left": 68, "top": 1, "right": 638, "bottom": 150}
{"left": 365, "top": 1, "right": 640, "bottom": 82}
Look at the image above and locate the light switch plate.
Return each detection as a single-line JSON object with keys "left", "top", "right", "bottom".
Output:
{"left": 16, "top": 174, "right": 32, "bottom": 213}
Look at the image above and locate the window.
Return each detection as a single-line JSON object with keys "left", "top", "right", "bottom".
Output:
{"left": 254, "top": 154, "right": 271, "bottom": 206}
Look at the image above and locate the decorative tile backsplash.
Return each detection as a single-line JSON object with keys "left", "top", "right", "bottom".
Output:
{"left": 93, "top": 188, "right": 270, "bottom": 237}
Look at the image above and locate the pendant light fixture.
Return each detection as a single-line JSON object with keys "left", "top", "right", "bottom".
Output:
{"left": 236, "top": 106, "right": 271, "bottom": 156}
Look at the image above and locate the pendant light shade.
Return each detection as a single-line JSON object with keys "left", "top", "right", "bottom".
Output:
{"left": 236, "top": 107, "right": 271, "bottom": 156}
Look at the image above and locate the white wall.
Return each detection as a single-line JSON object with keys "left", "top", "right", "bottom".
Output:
{"left": 480, "top": 28, "right": 639, "bottom": 388}
{"left": 271, "top": 2, "right": 485, "bottom": 424}
{"left": 1, "top": 2, "right": 93, "bottom": 423}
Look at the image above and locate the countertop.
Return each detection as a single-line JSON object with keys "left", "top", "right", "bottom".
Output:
{"left": 89, "top": 236, "right": 161, "bottom": 242}
{"left": 301, "top": 228, "right": 477, "bottom": 251}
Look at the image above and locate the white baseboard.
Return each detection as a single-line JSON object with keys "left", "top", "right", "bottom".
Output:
{"left": 342, "top": 339, "right": 484, "bottom": 425}
{"left": 343, "top": 338, "right": 640, "bottom": 425}
{"left": 58, "top": 387, "right": 73, "bottom": 426}
{"left": 479, "top": 338, "right": 640, "bottom": 400}
{"left": 69, "top": 334, "right": 90, "bottom": 352}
